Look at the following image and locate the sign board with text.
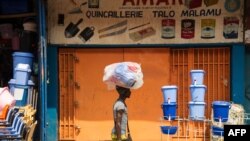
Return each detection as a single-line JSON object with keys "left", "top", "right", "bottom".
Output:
{"left": 47, "top": 0, "right": 244, "bottom": 45}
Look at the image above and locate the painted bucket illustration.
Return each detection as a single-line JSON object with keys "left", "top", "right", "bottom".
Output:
{"left": 201, "top": 19, "right": 215, "bottom": 39}
{"left": 162, "top": 19, "right": 175, "bottom": 39}
{"left": 181, "top": 19, "right": 195, "bottom": 39}
{"left": 223, "top": 17, "right": 239, "bottom": 39}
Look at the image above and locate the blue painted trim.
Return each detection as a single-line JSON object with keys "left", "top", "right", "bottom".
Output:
{"left": 47, "top": 46, "right": 58, "bottom": 141}
{"left": 48, "top": 42, "right": 244, "bottom": 48}
{"left": 38, "top": 0, "right": 47, "bottom": 140}
{"left": 231, "top": 44, "right": 245, "bottom": 104}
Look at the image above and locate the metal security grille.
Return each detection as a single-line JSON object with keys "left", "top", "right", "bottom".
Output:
{"left": 170, "top": 47, "right": 230, "bottom": 139}
{"left": 59, "top": 49, "right": 76, "bottom": 140}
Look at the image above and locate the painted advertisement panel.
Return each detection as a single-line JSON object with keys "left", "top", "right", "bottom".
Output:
{"left": 47, "top": 0, "right": 243, "bottom": 45}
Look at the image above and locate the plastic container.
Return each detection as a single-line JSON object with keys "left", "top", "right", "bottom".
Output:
{"left": 161, "top": 85, "right": 178, "bottom": 103}
{"left": 0, "top": 87, "right": 16, "bottom": 111}
{"left": 8, "top": 79, "right": 16, "bottom": 95}
{"left": 212, "top": 126, "right": 224, "bottom": 136}
{"left": 162, "top": 102, "right": 177, "bottom": 120}
{"left": 12, "top": 52, "right": 34, "bottom": 77}
{"left": 190, "top": 70, "right": 205, "bottom": 85}
{"left": 212, "top": 101, "right": 231, "bottom": 122}
{"left": 189, "top": 85, "right": 207, "bottom": 102}
{"left": 189, "top": 101, "right": 206, "bottom": 120}
{"left": 13, "top": 84, "right": 29, "bottom": 107}
{"left": 14, "top": 64, "right": 31, "bottom": 85}
{"left": 160, "top": 126, "right": 178, "bottom": 135}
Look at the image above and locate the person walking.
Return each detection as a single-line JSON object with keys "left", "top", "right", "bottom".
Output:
{"left": 111, "top": 85, "right": 132, "bottom": 141}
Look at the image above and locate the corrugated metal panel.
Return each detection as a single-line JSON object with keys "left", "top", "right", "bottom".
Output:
{"left": 59, "top": 49, "right": 76, "bottom": 140}
{"left": 170, "top": 47, "right": 230, "bottom": 140}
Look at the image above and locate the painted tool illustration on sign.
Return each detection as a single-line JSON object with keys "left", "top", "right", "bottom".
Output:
{"left": 201, "top": 19, "right": 216, "bottom": 39}
{"left": 204, "top": 0, "right": 219, "bottom": 7}
{"left": 129, "top": 22, "right": 150, "bottom": 31}
{"left": 99, "top": 27, "right": 127, "bottom": 38}
{"left": 224, "top": 0, "right": 240, "bottom": 13}
{"left": 88, "top": 0, "right": 99, "bottom": 8}
{"left": 78, "top": 26, "right": 95, "bottom": 42}
{"left": 129, "top": 27, "right": 156, "bottom": 42}
{"left": 185, "top": 0, "right": 202, "bottom": 9}
{"left": 98, "top": 20, "right": 128, "bottom": 38}
{"left": 68, "top": 2, "right": 87, "bottom": 14}
{"left": 65, "top": 18, "right": 83, "bottom": 38}
{"left": 98, "top": 20, "right": 127, "bottom": 33}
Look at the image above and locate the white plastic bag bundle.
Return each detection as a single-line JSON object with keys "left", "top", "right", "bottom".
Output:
{"left": 103, "top": 62, "right": 143, "bottom": 90}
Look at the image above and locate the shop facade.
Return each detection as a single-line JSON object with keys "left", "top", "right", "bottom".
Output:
{"left": 39, "top": 0, "right": 250, "bottom": 140}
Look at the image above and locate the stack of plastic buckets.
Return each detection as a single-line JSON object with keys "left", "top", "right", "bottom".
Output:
{"left": 9, "top": 52, "right": 34, "bottom": 107}
{"left": 211, "top": 101, "right": 231, "bottom": 136}
{"left": 189, "top": 70, "right": 207, "bottom": 120}
{"left": 161, "top": 85, "right": 178, "bottom": 120}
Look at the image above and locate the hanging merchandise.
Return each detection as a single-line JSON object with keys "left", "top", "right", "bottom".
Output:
{"left": 103, "top": 62, "right": 143, "bottom": 90}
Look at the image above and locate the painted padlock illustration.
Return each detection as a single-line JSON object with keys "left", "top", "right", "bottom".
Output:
{"left": 78, "top": 26, "right": 95, "bottom": 43}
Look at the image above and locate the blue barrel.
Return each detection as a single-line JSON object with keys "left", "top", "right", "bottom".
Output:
{"left": 212, "top": 101, "right": 231, "bottom": 122}
{"left": 189, "top": 85, "right": 207, "bottom": 102}
{"left": 162, "top": 102, "right": 177, "bottom": 120}
{"left": 190, "top": 70, "right": 205, "bottom": 85}
{"left": 189, "top": 101, "right": 206, "bottom": 120}
{"left": 12, "top": 52, "right": 34, "bottom": 77}
{"left": 161, "top": 85, "right": 177, "bottom": 103}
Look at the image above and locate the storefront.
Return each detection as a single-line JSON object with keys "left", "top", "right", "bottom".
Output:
{"left": 44, "top": 0, "right": 248, "bottom": 141}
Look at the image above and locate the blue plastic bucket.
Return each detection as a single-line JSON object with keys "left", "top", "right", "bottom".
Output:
{"left": 212, "top": 126, "right": 224, "bottom": 136}
{"left": 8, "top": 79, "right": 16, "bottom": 95}
{"left": 212, "top": 101, "right": 231, "bottom": 122}
{"left": 189, "top": 85, "right": 207, "bottom": 102}
{"left": 160, "top": 126, "right": 178, "bottom": 135}
{"left": 161, "top": 85, "right": 177, "bottom": 103}
{"left": 189, "top": 101, "right": 206, "bottom": 120}
{"left": 162, "top": 102, "right": 177, "bottom": 120}
{"left": 12, "top": 52, "right": 33, "bottom": 77}
{"left": 13, "top": 84, "right": 29, "bottom": 106}
{"left": 190, "top": 70, "right": 205, "bottom": 85}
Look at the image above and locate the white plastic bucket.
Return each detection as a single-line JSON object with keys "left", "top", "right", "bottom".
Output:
{"left": 189, "top": 101, "right": 206, "bottom": 120}
{"left": 190, "top": 70, "right": 205, "bottom": 85}
{"left": 161, "top": 85, "right": 178, "bottom": 103}
{"left": 189, "top": 85, "right": 207, "bottom": 102}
